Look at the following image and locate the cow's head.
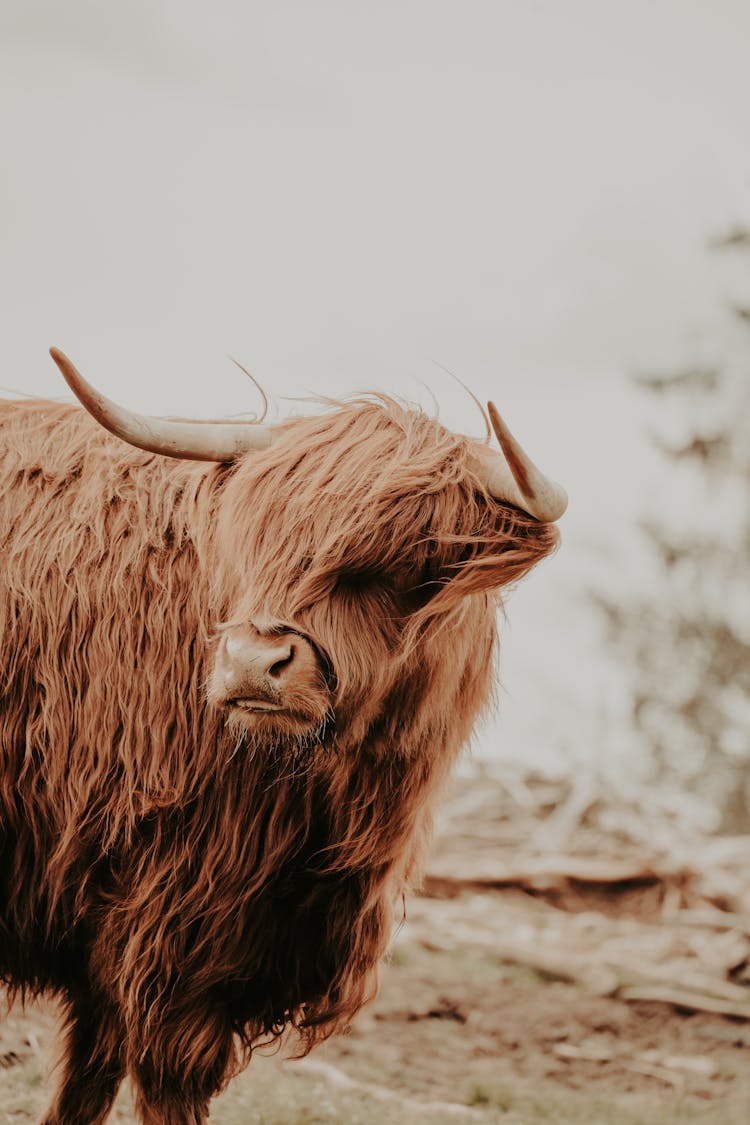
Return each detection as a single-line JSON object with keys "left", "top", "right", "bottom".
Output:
{"left": 50, "top": 349, "right": 566, "bottom": 759}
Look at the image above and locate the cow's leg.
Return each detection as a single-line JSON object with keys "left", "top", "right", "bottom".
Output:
{"left": 130, "top": 1008, "right": 235, "bottom": 1125}
{"left": 133, "top": 1083, "right": 213, "bottom": 1125}
{"left": 39, "top": 996, "right": 124, "bottom": 1125}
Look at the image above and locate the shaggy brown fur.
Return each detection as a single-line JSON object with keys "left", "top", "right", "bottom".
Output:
{"left": 0, "top": 393, "right": 558, "bottom": 1124}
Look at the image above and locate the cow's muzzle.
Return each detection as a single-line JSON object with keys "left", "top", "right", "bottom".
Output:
{"left": 209, "top": 623, "right": 329, "bottom": 736}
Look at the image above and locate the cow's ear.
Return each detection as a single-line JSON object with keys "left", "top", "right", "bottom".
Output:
{"left": 427, "top": 519, "right": 560, "bottom": 604}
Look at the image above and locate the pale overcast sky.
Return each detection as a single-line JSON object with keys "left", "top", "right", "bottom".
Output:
{"left": 2, "top": 1, "right": 749, "bottom": 767}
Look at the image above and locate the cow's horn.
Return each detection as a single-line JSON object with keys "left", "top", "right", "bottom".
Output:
{"left": 49, "top": 348, "right": 275, "bottom": 461}
{"left": 473, "top": 401, "right": 568, "bottom": 522}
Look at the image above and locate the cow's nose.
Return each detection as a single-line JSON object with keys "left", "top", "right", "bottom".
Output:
{"left": 222, "top": 632, "right": 298, "bottom": 684}
{"left": 210, "top": 622, "right": 330, "bottom": 730}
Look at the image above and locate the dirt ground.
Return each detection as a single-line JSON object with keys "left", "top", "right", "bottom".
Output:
{"left": 2, "top": 897, "right": 748, "bottom": 1124}
{"left": 329, "top": 932, "right": 750, "bottom": 1121}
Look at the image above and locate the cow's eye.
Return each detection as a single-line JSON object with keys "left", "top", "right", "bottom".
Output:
{"left": 334, "top": 569, "right": 387, "bottom": 594}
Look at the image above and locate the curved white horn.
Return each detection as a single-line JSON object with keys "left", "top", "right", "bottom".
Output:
{"left": 472, "top": 401, "right": 568, "bottom": 522}
{"left": 49, "top": 348, "right": 275, "bottom": 461}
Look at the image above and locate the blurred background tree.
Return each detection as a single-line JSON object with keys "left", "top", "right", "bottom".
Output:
{"left": 597, "top": 227, "right": 750, "bottom": 834}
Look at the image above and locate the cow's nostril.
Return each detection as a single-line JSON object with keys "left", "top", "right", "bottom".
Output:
{"left": 268, "top": 645, "right": 295, "bottom": 679}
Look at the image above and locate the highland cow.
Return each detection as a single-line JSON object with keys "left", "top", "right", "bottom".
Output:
{"left": 0, "top": 349, "right": 566, "bottom": 1124}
